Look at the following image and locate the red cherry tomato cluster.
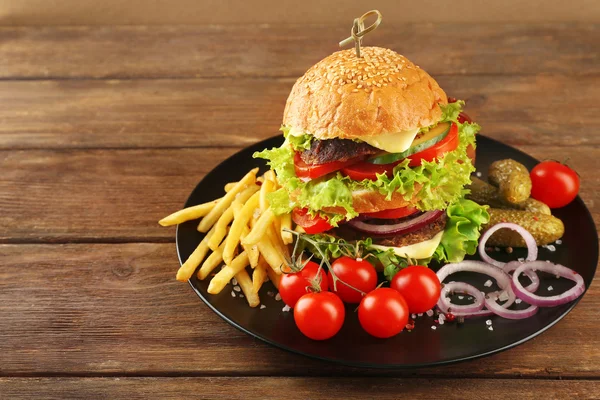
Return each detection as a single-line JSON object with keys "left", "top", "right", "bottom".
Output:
{"left": 282, "top": 258, "right": 442, "bottom": 341}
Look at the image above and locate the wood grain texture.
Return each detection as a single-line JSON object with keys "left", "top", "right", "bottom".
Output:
{"left": 0, "top": 24, "right": 598, "bottom": 80}
{"left": 1, "top": 377, "right": 599, "bottom": 400}
{"left": 0, "top": 75, "right": 599, "bottom": 150}
{"left": 0, "top": 243, "right": 598, "bottom": 378}
{"left": 0, "top": 146, "right": 598, "bottom": 242}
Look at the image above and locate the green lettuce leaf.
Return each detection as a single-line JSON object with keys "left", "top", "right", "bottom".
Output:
{"left": 434, "top": 198, "right": 490, "bottom": 263}
{"left": 281, "top": 126, "right": 313, "bottom": 151}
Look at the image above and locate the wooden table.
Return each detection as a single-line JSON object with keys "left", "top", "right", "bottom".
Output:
{"left": 0, "top": 23, "right": 599, "bottom": 399}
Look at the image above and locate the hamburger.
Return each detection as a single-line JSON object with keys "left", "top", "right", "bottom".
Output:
{"left": 255, "top": 47, "right": 489, "bottom": 277}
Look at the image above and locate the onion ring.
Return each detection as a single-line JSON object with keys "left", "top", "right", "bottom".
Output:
{"left": 437, "top": 282, "right": 485, "bottom": 314}
{"left": 503, "top": 261, "right": 540, "bottom": 292}
{"left": 511, "top": 261, "right": 585, "bottom": 307}
{"left": 485, "top": 295, "right": 538, "bottom": 319}
{"left": 478, "top": 223, "right": 538, "bottom": 267}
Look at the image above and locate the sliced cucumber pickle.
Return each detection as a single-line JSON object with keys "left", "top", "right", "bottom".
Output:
{"left": 368, "top": 122, "right": 451, "bottom": 165}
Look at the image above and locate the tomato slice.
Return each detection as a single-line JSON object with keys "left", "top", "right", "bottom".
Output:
{"left": 292, "top": 208, "right": 333, "bottom": 234}
{"left": 294, "top": 152, "right": 363, "bottom": 181}
{"left": 361, "top": 206, "right": 419, "bottom": 219}
{"left": 340, "top": 160, "right": 399, "bottom": 181}
{"left": 406, "top": 122, "right": 459, "bottom": 167}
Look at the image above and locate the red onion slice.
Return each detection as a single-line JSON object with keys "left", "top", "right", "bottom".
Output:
{"left": 436, "top": 260, "right": 511, "bottom": 289}
{"left": 485, "top": 295, "right": 538, "bottom": 319}
{"left": 503, "top": 261, "right": 540, "bottom": 292}
{"left": 511, "top": 261, "right": 585, "bottom": 307}
{"left": 437, "top": 282, "right": 485, "bottom": 314}
{"left": 347, "top": 210, "right": 445, "bottom": 237}
{"left": 478, "top": 223, "right": 538, "bottom": 268}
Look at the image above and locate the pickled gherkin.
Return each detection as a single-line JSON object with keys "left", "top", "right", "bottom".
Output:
{"left": 467, "top": 177, "right": 550, "bottom": 215}
{"left": 488, "top": 159, "right": 532, "bottom": 204}
{"left": 483, "top": 209, "right": 564, "bottom": 247}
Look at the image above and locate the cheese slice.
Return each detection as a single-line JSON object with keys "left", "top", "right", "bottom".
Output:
{"left": 358, "top": 128, "right": 420, "bottom": 154}
{"left": 369, "top": 230, "right": 444, "bottom": 260}
{"left": 287, "top": 127, "right": 421, "bottom": 154}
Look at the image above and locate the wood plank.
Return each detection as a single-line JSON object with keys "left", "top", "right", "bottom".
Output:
{"left": 0, "top": 75, "right": 599, "bottom": 150}
{"left": 0, "top": 243, "right": 598, "bottom": 377}
{"left": 0, "top": 24, "right": 598, "bottom": 80}
{"left": 1, "top": 377, "right": 599, "bottom": 400}
{"left": 0, "top": 146, "right": 598, "bottom": 242}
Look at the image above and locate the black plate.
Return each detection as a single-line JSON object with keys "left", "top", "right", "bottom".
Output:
{"left": 176, "top": 135, "right": 598, "bottom": 368}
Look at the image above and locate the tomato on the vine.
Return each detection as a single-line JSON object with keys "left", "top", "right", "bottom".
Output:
{"left": 327, "top": 256, "right": 378, "bottom": 304}
{"left": 390, "top": 266, "right": 441, "bottom": 314}
{"left": 291, "top": 208, "right": 333, "bottom": 234}
{"left": 294, "top": 291, "right": 345, "bottom": 340}
{"left": 358, "top": 288, "right": 409, "bottom": 338}
{"left": 530, "top": 161, "right": 580, "bottom": 208}
{"left": 279, "top": 261, "right": 328, "bottom": 308}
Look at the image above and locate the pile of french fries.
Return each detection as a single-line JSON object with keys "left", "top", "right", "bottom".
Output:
{"left": 159, "top": 168, "right": 294, "bottom": 307}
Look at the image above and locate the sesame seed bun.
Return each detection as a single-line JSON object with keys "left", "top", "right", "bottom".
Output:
{"left": 283, "top": 47, "right": 447, "bottom": 140}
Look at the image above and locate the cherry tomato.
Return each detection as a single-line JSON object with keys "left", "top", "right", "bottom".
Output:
{"left": 294, "top": 291, "right": 345, "bottom": 340}
{"left": 530, "top": 161, "right": 580, "bottom": 208}
{"left": 361, "top": 206, "right": 419, "bottom": 219}
{"left": 406, "top": 123, "right": 459, "bottom": 167}
{"left": 279, "top": 261, "right": 329, "bottom": 308}
{"left": 327, "top": 256, "right": 378, "bottom": 304}
{"left": 294, "top": 152, "right": 363, "bottom": 181}
{"left": 390, "top": 266, "right": 441, "bottom": 314}
{"left": 291, "top": 208, "right": 333, "bottom": 234}
{"left": 358, "top": 288, "right": 409, "bottom": 338}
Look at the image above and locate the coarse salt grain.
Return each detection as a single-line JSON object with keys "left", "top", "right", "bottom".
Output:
{"left": 267, "top": 291, "right": 274, "bottom": 297}
{"left": 231, "top": 291, "right": 236, "bottom": 297}
{"left": 411, "top": 314, "right": 417, "bottom": 319}
{"left": 458, "top": 295, "right": 464, "bottom": 300}
{"left": 232, "top": 278, "right": 238, "bottom": 286}
{"left": 439, "top": 313, "right": 446, "bottom": 321}
{"left": 556, "top": 239, "right": 563, "bottom": 245}
{"left": 439, "top": 319, "right": 445, "bottom": 325}
{"left": 518, "top": 258, "right": 525, "bottom": 262}
{"left": 233, "top": 286, "right": 241, "bottom": 292}
{"left": 543, "top": 244, "right": 556, "bottom": 252}
{"left": 484, "top": 280, "right": 493, "bottom": 287}
{"left": 282, "top": 305, "right": 291, "bottom": 312}
{"left": 426, "top": 310, "right": 434, "bottom": 317}
{"left": 499, "top": 291, "right": 510, "bottom": 302}
{"left": 418, "top": 313, "right": 423, "bottom": 317}
{"left": 548, "top": 286, "right": 554, "bottom": 291}
{"left": 515, "top": 298, "right": 522, "bottom": 304}
{"left": 431, "top": 326, "right": 437, "bottom": 330}
{"left": 486, "top": 319, "right": 492, "bottom": 326}
{"left": 260, "top": 305, "right": 266, "bottom": 309}
{"left": 275, "top": 293, "right": 282, "bottom": 301}
{"left": 476, "top": 172, "right": 482, "bottom": 177}
{"left": 239, "top": 294, "right": 244, "bottom": 298}
{"left": 494, "top": 247, "right": 501, "bottom": 252}
{"left": 488, "top": 326, "right": 494, "bottom": 331}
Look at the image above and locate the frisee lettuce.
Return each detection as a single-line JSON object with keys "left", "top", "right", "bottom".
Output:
{"left": 254, "top": 101, "right": 480, "bottom": 226}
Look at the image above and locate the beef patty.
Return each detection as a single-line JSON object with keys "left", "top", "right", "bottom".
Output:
{"left": 334, "top": 215, "right": 447, "bottom": 248}
{"left": 300, "top": 138, "right": 379, "bottom": 165}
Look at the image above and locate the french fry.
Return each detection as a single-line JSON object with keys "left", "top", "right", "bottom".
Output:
{"left": 259, "top": 179, "right": 275, "bottom": 211}
{"left": 242, "top": 208, "right": 275, "bottom": 246}
{"left": 208, "top": 184, "right": 259, "bottom": 251}
{"left": 256, "top": 235, "right": 285, "bottom": 275}
{"left": 176, "top": 225, "right": 216, "bottom": 282}
{"left": 267, "top": 225, "right": 290, "bottom": 267}
{"left": 235, "top": 268, "right": 260, "bottom": 307}
{"left": 294, "top": 225, "right": 306, "bottom": 234}
{"left": 223, "top": 192, "right": 260, "bottom": 264}
{"left": 241, "top": 225, "right": 260, "bottom": 268}
{"left": 197, "top": 168, "right": 258, "bottom": 233}
{"left": 159, "top": 198, "right": 221, "bottom": 226}
{"left": 197, "top": 241, "right": 225, "bottom": 280}
{"left": 280, "top": 212, "right": 293, "bottom": 244}
{"left": 207, "top": 251, "right": 249, "bottom": 294}
{"left": 224, "top": 182, "right": 237, "bottom": 192}
{"left": 252, "top": 258, "right": 268, "bottom": 294}
{"left": 264, "top": 170, "right": 277, "bottom": 183}
{"left": 266, "top": 265, "right": 281, "bottom": 289}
